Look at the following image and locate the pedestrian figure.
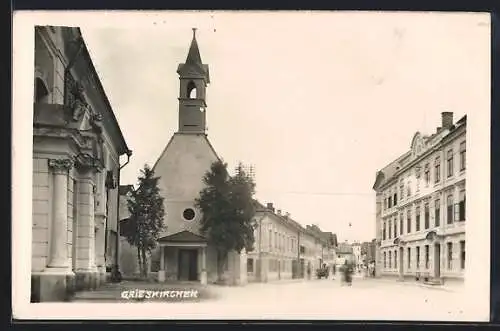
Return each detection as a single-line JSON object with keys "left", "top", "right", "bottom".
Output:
{"left": 343, "top": 260, "right": 353, "bottom": 286}
{"left": 332, "top": 264, "right": 336, "bottom": 280}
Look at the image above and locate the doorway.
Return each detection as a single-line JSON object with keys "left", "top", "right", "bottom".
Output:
{"left": 178, "top": 249, "right": 198, "bottom": 281}
{"left": 399, "top": 247, "right": 404, "bottom": 279}
{"left": 434, "top": 243, "right": 441, "bottom": 278}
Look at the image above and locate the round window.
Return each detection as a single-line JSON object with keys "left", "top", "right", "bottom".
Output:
{"left": 183, "top": 208, "right": 195, "bottom": 221}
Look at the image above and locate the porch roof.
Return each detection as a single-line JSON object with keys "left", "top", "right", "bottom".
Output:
{"left": 158, "top": 230, "right": 208, "bottom": 247}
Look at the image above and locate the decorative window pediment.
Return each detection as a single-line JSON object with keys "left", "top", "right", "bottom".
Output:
{"left": 411, "top": 132, "right": 425, "bottom": 158}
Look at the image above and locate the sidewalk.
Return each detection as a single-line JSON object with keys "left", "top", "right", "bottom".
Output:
{"left": 370, "top": 277, "right": 462, "bottom": 292}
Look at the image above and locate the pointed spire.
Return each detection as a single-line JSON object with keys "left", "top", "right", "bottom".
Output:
{"left": 185, "top": 27, "right": 202, "bottom": 66}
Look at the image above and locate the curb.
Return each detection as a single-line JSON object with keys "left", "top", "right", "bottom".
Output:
{"left": 372, "top": 278, "right": 457, "bottom": 292}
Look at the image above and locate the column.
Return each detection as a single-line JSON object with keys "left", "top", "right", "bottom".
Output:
{"left": 47, "top": 159, "right": 73, "bottom": 269}
{"left": 158, "top": 246, "right": 166, "bottom": 282}
{"left": 38, "top": 158, "right": 75, "bottom": 302}
{"left": 200, "top": 246, "right": 207, "bottom": 285}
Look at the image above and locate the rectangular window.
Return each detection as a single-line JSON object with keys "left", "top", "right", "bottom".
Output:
{"left": 447, "top": 194, "right": 454, "bottom": 224}
{"left": 435, "top": 199, "right": 441, "bottom": 227}
{"left": 425, "top": 245, "right": 429, "bottom": 269}
{"left": 399, "top": 213, "right": 404, "bottom": 235}
{"left": 269, "top": 230, "right": 272, "bottom": 249}
{"left": 394, "top": 218, "right": 397, "bottom": 238}
{"left": 395, "top": 250, "right": 398, "bottom": 269}
{"left": 400, "top": 183, "right": 404, "bottom": 200}
{"left": 383, "top": 222, "right": 386, "bottom": 240}
{"left": 407, "top": 247, "right": 411, "bottom": 269}
{"left": 416, "top": 246, "right": 420, "bottom": 269}
{"left": 389, "top": 251, "right": 392, "bottom": 269}
{"left": 275, "top": 231, "right": 278, "bottom": 249}
{"left": 435, "top": 157, "right": 441, "bottom": 183}
{"left": 460, "top": 240, "right": 465, "bottom": 269}
{"left": 425, "top": 164, "right": 430, "bottom": 186}
{"left": 447, "top": 149, "right": 454, "bottom": 177}
{"left": 388, "top": 196, "right": 392, "bottom": 209}
{"left": 388, "top": 220, "right": 392, "bottom": 239}
{"left": 394, "top": 193, "right": 398, "bottom": 206}
{"left": 447, "top": 242, "right": 453, "bottom": 269}
{"left": 416, "top": 168, "right": 421, "bottom": 192}
{"left": 407, "top": 182, "right": 412, "bottom": 197}
{"left": 407, "top": 209, "right": 412, "bottom": 234}
{"left": 460, "top": 141, "right": 466, "bottom": 171}
{"left": 415, "top": 205, "right": 421, "bottom": 231}
{"left": 459, "top": 190, "right": 466, "bottom": 221}
{"left": 424, "top": 203, "right": 430, "bottom": 229}
{"left": 384, "top": 252, "right": 386, "bottom": 268}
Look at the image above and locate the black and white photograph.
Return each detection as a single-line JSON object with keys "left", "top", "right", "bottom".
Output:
{"left": 12, "top": 11, "right": 490, "bottom": 321}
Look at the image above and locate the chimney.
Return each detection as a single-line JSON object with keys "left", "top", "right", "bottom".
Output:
{"left": 266, "top": 202, "right": 275, "bottom": 213}
{"left": 277, "top": 209, "right": 282, "bottom": 215}
{"left": 441, "top": 112, "right": 453, "bottom": 130}
{"left": 285, "top": 212, "right": 290, "bottom": 219}
{"left": 436, "top": 127, "right": 442, "bottom": 133}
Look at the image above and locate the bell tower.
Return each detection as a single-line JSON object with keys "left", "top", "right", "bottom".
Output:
{"left": 177, "top": 28, "right": 211, "bottom": 134}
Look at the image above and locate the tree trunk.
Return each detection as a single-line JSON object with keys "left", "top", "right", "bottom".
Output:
{"left": 217, "top": 250, "right": 227, "bottom": 283}
{"left": 137, "top": 245, "right": 142, "bottom": 277}
{"left": 141, "top": 247, "right": 147, "bottom": 278}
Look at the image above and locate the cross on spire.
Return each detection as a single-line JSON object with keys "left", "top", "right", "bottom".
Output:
{"left": 192, "top": 27, "right": 197, "bottom": 39}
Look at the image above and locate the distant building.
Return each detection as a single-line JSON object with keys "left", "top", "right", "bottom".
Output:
{"left": 247, "top": 202, "right": 335, "bottom": 282}
{"left": 361, "top": 240, "right": 377, "bottom": 265}
{"left": 351, "top": 242, "right": 362, "bottom": 270}
{"left": 248, "top": 202, "right": 303, "bottom": 282}
{"left": 118, "top": 185, "right": 139, "bottom": 276}
{"left": 31, "top": 26, "right": 131, "bottom": 302}
{"left": 336, "top": 242, "right": 354, "bottom": 266}
{"left": 373, "top": 112, "right": 466, "bottom": 284}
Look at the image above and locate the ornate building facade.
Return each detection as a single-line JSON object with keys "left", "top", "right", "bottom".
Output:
{"left": 373, "top": 112, "right": 466, "bottom": 284}
{"left": 32, "top": 26, "right": 131, "bottom": 302}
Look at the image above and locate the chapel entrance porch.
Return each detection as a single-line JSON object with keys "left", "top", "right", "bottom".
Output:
{"left": 157, "top": 230, "right": 208, "bottom": 285}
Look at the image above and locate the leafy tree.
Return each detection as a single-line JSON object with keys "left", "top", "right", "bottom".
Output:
{"left": 122, "top": 164, "right": 166, "bottom": 278}
{"left": 195, "top": 160, "right": 256, "bottom": 282}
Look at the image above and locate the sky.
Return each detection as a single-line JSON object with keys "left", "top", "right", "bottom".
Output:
{"left": 78, "top": 11, "right": 489, "bottom": 243}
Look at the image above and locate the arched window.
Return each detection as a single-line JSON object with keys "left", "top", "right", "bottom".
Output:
{"left": 187, "top": 81, "right": 197, "bottom": 99}
{"left": 34, "top": 78, "right": 49, "bottom": 103}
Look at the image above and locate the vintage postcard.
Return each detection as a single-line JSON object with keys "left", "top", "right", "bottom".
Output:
{"left": 12, "top": 10, "right": 491, "bottom": 321}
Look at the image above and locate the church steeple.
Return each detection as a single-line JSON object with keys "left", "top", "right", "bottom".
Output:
{"left": 176, "top": 28, "right": 210, "bottom": 134}
{"left": 185, "top": 28, "right": 202, "bottom": 66}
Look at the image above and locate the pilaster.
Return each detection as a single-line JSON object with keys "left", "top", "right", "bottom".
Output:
{"left": 158, "top": 246, "right": 166, "bottom": 282}
{"left": 74, "top": 167, "right": 99, "bottom": 290}
{"left": 200, "top": 247, "right": 207, "bottom": 285}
